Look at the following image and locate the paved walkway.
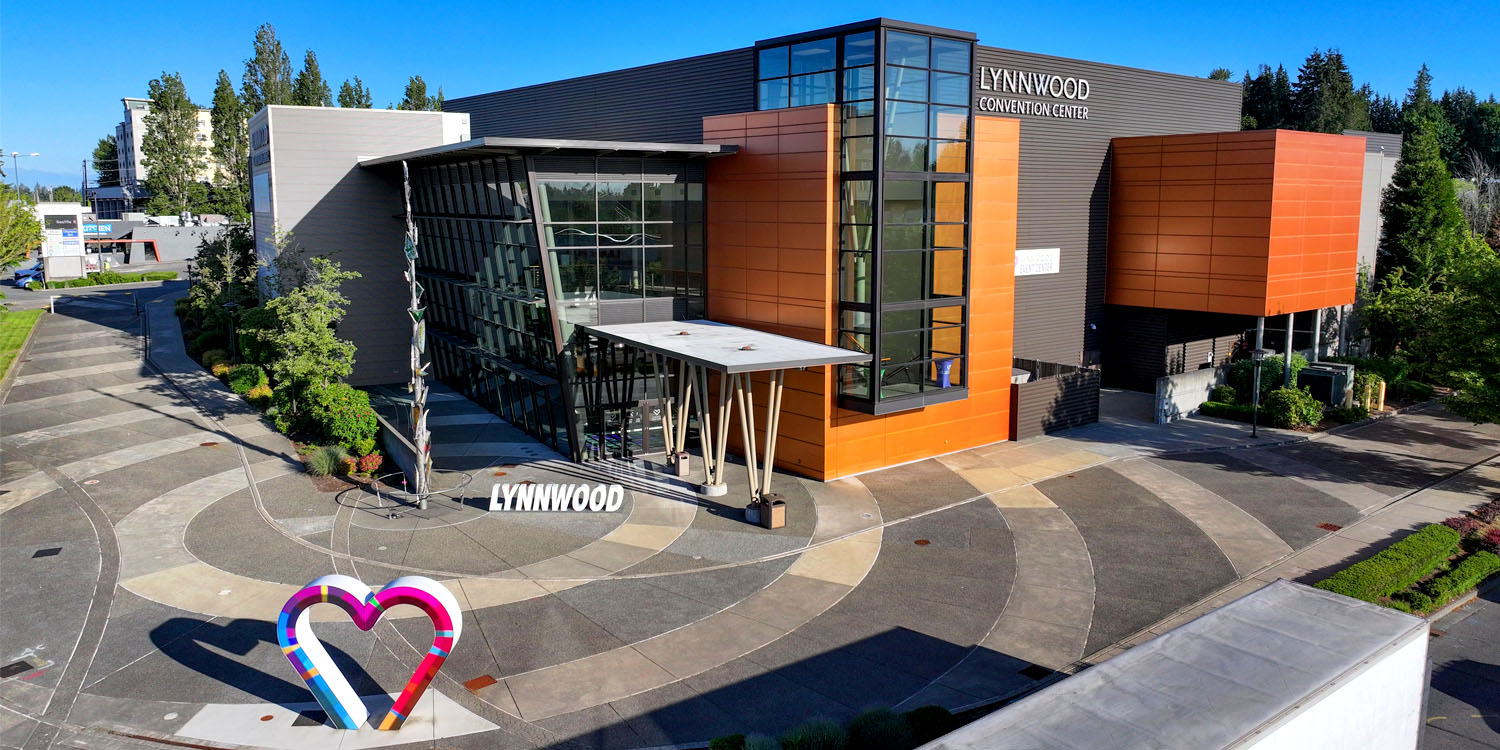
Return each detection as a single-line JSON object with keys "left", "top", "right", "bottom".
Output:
{"left": 4, "top": 283, "right": 1500, "bottom": 750}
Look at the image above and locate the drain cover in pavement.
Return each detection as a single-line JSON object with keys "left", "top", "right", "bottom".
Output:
{"left": 1317, "top": 522, "right": 1343, "bottom": 532}
{"left": 1019, "top": 665, "right": 1053, "bottom": 680}
{"left": 200, "top": 442, "right": 220, "bottom": 448}
{"left": 32, "top": 547, "right": 61, "bottom": 558}
{"left": 0, "top": 661, "right": 32, "bottom": 679}
{"left": 464, "top": 674, "right": 498, "bottom": 692}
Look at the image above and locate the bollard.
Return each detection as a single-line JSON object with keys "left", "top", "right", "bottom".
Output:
{"left": 49, "top": 296, "right": 56, "bottom": 314}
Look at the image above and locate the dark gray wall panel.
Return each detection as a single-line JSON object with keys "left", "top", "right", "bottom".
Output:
{"left": 974, "top": 47, "right": 1241, "bottom": 366}
{"left": 448, "top": 49, "right": 756, "bottom": 144}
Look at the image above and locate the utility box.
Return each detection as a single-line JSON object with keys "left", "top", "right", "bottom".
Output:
{"left": 920, "top": 581, "right": 1429, "bottom": 750}
{"left": 1299, "top": 362, "right": 1354, "bottom": 407}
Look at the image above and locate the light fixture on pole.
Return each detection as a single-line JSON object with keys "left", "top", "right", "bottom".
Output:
{"left": 1250, "top": 347, "right": 1272, "bottom": 438}
{"left": 9, "top": 152, "right": 40, "bottom": 195}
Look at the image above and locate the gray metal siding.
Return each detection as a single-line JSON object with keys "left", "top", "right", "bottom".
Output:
{"left": 263, "top": 107, "right": 461, "bottom": 386}
{"left": 974, "top": 47, "right": 1241, "bottom": 366}
{"left": 448, "top": 49, "right": 756, "bottom": 143}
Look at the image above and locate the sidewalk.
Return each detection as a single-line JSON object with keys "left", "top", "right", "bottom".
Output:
{"left": 1083, "top": 452, "right": 1500, "bottom": 667}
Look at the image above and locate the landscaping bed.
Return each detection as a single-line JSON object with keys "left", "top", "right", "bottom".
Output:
{"left": 1197, "top": 354, "right": 1410, "bottom": 433}
{"left": 1314, "top": 500, "right": 1500, "bottom": 615}
{"left": 43, "top": 270, "right": 178, "bottom": 289}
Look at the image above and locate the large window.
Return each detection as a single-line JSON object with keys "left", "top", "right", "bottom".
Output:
{"left": 536, "top": 159, "right": 706, "bottom": 339}
{"left": 409, "top": 155, "right": 567, "bottom": 454}
{"left": 813, "top": 26, "right": 975, "bottom": 413}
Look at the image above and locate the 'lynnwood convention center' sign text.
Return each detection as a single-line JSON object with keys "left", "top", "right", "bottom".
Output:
{"left": 976, "top": 66, "right": 1091, "bottom": 120}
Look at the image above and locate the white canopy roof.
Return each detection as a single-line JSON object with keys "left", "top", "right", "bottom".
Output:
{"left": 583, "top": 320, "right": 869, "bottom": 373}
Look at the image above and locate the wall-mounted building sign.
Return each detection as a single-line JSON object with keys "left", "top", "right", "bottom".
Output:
{"left": 1015, "top": 247, "right": 1061, "bottom": 276}
{"left": 975, "top": 66, "right": 1091, "bottom": 120}
{"left": 82, "top": 223, "right": 113, "bottom": 233}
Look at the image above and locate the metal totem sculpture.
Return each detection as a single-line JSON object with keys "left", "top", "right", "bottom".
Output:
{"left": 401, "top": 161, "right": 432, "bottom": 506}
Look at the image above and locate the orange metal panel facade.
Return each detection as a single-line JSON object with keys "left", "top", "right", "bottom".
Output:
{"left": 704, "top": 108, "right": 1019, "bottom": 480}
{"left": 1106, "top": 129, "right": 1363, "bottom": 317}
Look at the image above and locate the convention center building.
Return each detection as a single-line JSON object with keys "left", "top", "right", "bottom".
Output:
{"left": 248, "top": 18, "right": 1384, "bottom": 482}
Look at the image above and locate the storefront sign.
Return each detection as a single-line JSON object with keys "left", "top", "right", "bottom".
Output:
{"left": 1015, "top": 247, "right": 1061, "bottom": 276}
{"left": 976, "top": 66, "right": 1091, "bottom": 120}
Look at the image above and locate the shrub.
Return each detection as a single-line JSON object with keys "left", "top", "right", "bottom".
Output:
{"left": 1420, "top": 551, "right": 1500, "bottom": 610}
{"left": 1474, "top": 500, "right": 1500, "bottom": 524}
{"left": 353, "top": 437, "right": 378, "bottom": 457}
{"left": 903, "top": 705, "right": 956, "bottom": 746}
{"left": 1227, "top": 353, "right": 1309, "bottom": 403}
{"left": 1443, "top": 515, "right": 1484, "bottom": 536}
{"left": 1480, "top": 529, "right": 1500, "bottom": 556}
{"left": 246, "top": 383, "right": 273, "bottom": 409}
{"left": 1393, "top": 380, "right": 1436, "bottom": 401}
{"left": 708, "top": 735, "right": 746, "bottom": 750}
{"left": 65, "top": 277, "right": 95, "bottom": 288}
{"left": 358, "top": 452, "right": 384, "bottom": 474}
{"left": 779, "top": 718, "right": 847, "bottom": 750}
{"left": 340, "top": 457, "right": 358, "bottom": 476}
{"left": 45, "top": 281, "right": 67, "bottom": 289}
{"left": 210, "top": 362, "right": 233, "bottom": 378}
{"left": 194, "top": 328, "right": 229, "bottom": 353}
{"left": 143, "top": 271, "right": 178, "bottom": 281}
{"left": 1199, "top": 400, "right": 1264, "bottom": 424}
{"left": 1327, "top": 404, "right": 1370, "bottom": 424}
{"left": 227, "top": 364, "right": 268, "bottom": 395}
{"left": 305, "top": 445, "right": 349, "bottom": 477}
{"left": 270, "top": 386, "right": 300, "bottom": 434}
{"left": 1209, "top": 384, "right": 1237, "bottom": 404}
{"left": 236, "top": 305, "right": 279, "bottom": 366}
{"left": 744, "top": 737, "right": 779, "bottom": 750}
{"left": 846, "top": 708, "right": 912, "bottom": 750}
{"left": 1264, "top": 386, "right": 1324, "bottom": 428}
{"left": 1352, "top": 370, "right": 1385, "bottom": 409}
{"left": 1314, "top": 524, "right": 1461, "bottom": 602}
{"left": 305, "top": 382, "right": 379, "bottom": 451}
{"left": 202, "top": 349, "right": 231, "bottom": 368}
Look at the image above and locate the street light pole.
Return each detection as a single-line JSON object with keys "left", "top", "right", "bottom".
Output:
{"left": 9, "top": 152, "right": 39, "bottom": 196}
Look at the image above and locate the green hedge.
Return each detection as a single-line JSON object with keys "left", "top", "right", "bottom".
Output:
{"left": 1209, "top": 384, "right": 1237, "bottom": 404}
{"left": 1227, "top": 353, "right": 1309, "bottom": 404}
{"left": 1420, "top": 551, "right": 1500, "bottom": 610}
{"left": 1314, "top": 524, "right": 1461, "bottom": 602}
{"left": 38, "top": 271, "right": 176, "bottom": 289}
{"left": 1199, "top": 400, "right": 1268, "bottom": 424}
{"left": 305, "top": 382, "right": 379, "bottom": 451}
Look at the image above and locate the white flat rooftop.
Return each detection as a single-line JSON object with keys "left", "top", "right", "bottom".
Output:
{"left": 583, "top": 320, "right": 869, "bottom": 373}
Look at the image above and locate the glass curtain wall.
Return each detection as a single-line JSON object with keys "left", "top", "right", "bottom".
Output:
{"left": 760, "top": 25, "right": 974, "bottom": 413}
{"left": 534, "top": 156, "right": 707, "bottom": 460}
{"left": 409, "top": 156, "right": 570, "bottom": 454}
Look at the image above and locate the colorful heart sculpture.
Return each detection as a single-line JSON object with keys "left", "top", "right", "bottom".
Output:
{"left": 277, "top": 574, "right": 462, "bottom": 730}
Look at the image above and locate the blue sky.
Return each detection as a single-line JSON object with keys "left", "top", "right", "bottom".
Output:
{"left": 2, "top": 0, "right": 1496, "bottom": 186}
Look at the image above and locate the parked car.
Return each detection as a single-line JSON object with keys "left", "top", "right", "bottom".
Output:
{"left": 12, "top": 261, "right": 44, "bottom": 290}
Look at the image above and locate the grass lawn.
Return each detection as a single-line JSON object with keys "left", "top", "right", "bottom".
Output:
{"left": 0, "top": 309, "right": 44, "bottom": 381}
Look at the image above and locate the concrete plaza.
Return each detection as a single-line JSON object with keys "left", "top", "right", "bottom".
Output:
{"left": 3, "top": 283, "right": 1499, "bottom": 749}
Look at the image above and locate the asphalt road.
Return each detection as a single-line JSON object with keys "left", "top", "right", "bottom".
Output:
{"left": 1426, "top": 583, "right": 1500, "bottom": 749}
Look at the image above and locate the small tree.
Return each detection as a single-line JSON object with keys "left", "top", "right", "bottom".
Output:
{"left": 1379, "top": 121, "right": 1469, "bottom": 285}
{"left": 92, "top": 135, "right": 119, "bottom": 188}
{"left": 51, "top": 186, "right": 82, "bottom": 203}
{"left": 242, "top": 23, "right": 294, "bottom": 113}
{"left": 337, "top": 77, "right": 372, "bottom": 108}
{"left": 210, "top": 70, "right": 251, "bottom": 220}
{"left": 141, "top": 72, "right": 207, "bottom": 215}
{"left": 253, "top": 257, "right": 360, "bottom": 417}
{"left": 0, "top": 188, "right": 43, "bottom": 269}
{"left": 398, "top": 76, "right": 442, "bottom": 111}
{"left": 188, "top": 226, "right": 259, "bottom": 339}
{"left": 291, "top": 50, "right": 333, "bottom": 107}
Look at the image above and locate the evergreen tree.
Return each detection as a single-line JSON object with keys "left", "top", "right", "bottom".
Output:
{"left": 1401, "top": 66, "right": 1462, "bottom": 170}
{"left": 210, "top": 69, "right": 251, "bottom": 219}
{"left": 141, "top": 72, "right": 207, "bottom": 216}
{"left": 1293, "top": 49, "right": 1365, "bottom": 133}
{"left": 292, "top": 50, "right": 333, "bottom": 107}
{"left": 1369, "top": 92, "right": 1402, "bottom": 133}
{"left": 1271, "top": 65, "right": 1293, "bottom": 127}
{"left": 399, "top": 75, "right": 442, "bottom": 111}
{"left": 92, "top": 134, "right": 119, "bottom": 187}
{"left": 1208, "top": 68, "right": 1232, "bottom": 81}
{"left": 337, "top": 76, "right": 372, "bottom": 108}
{"left": 1379, "top": 119, "right": 1470, "bottom": 285}
{"left": 242, "top": 23, "right": 294, "bottom": 113}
